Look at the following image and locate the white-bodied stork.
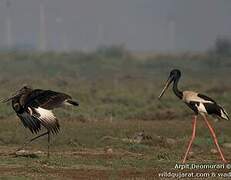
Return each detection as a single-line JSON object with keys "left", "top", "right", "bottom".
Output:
{"left": 158, "top": 69, "right": 229, "bottom": 163}
{"left": 1, "top": 86, "right": 79, "bottom": 157}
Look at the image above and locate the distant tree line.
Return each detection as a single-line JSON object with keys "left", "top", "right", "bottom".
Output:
{"left": 210, "top": 36, "right": 231, "bottom": 56}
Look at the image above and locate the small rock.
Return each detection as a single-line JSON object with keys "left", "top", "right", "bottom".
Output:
{"left": 133, "top": 138, "right": 142, "bottom": 143}
{"left": 15, "top": 150, "right": 38, "bottom": 158}
{"left": 188, "top": 151, "right": 194, "bottom": 156}
{"left": 211, "top": 148, "right": 218, "bottom": 154}
{"left": 106, "top": 148, "right": 113, "bottom": 154}
{"left": 133, "top": 131, "right": 145, "bottom": 143}
{"left": 132, "top": 130, "right": 152, "bottom": 143}
{"left": 15, "top": 150, "right": 30, "bottom": 156}
{"left": 34, "top": 151, "right": 43, "bottom": 154}
{"left": 166, "top": 138, "right": 177, "bottom": 145}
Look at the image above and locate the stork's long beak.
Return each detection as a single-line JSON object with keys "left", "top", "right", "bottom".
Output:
{"left": 158, "top": 76, "right": 173, "bottom": 99}
{"left": 0, "top": 91, "right": 20, "bottom": 103}
{"left": 0, "top": 96, "right": 14, "bottom": 103}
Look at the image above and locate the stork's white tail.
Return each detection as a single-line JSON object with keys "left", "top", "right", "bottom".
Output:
{"left": 219, "top": 105, "right": 229, "bottom": 120}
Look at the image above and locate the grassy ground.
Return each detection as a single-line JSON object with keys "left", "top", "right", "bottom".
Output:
{"left": 0, "top": 50, "right": 230, "bottom": 121}
{"left": 0, "top": 49, "right": 230, "bottom": 179}
{"left": 0, "top": 118, "right": 231, "bottom": 179}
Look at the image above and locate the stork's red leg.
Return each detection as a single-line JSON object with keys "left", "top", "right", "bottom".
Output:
{"left": 202, "top": 115, "right": 227, "bottom": 163}
{"left": 182, "top": 115, "right": 197, "bottom": 163}
{"left": 16, "top": 131, "right": 49, "bottom": 152}
{"left": 47, "top": 131, "right": 50, "bottom": 158}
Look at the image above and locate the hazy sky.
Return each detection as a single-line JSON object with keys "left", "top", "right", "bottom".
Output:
{"left": 0, "top": 0, "right": 230, "bottom": 52}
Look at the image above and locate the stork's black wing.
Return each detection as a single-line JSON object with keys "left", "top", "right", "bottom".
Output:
{"left": 23, "top": 89, "right": 72, "bottom": 110}
{"left": 17, "top": 111, "right": 41, "bottom": 134}
{"left": 198, "top": 94, "right": 229, "bottom": 120}
{"left": 12, "top": 89, "right": 78, "bottom": 134}
{"left": 12, "top": 97, "right": 41, "bottom": 134}
{"left": 197, "top": 94, "right": 216, "bottom": 103}
{"left": 16, "top": 106, "right": 60, "bottom": 134}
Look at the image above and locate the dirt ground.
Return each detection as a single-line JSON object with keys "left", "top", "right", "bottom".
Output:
{"left": 0, "top": 146, "right": 230, "bottom": 180}
{"left": 0, "top": 148, "right": 158, "bottom": 180}
{"left": 0, "top": 119, "right": 231, "bottom": 180}
{"left": 0, "top": 146, "right": 153, "bottom": 179}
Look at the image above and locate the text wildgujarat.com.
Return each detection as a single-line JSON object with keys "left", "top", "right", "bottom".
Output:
{"left": 158, "top": 172, "right": 231, "bottom": 179}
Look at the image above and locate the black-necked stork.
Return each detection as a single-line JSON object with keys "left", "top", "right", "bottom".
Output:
{"left": 1, "top": 86, "right": 79, "bottom": 157}
{"left": 158, "top": 69, "right": 229, "bottom": 163}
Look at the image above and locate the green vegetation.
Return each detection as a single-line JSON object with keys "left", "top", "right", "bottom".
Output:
{"left": 0, "top": 48, "right": 230, "bottom": 121}
{"left": 0, "top": 48, "right": 230, "bottom": 179}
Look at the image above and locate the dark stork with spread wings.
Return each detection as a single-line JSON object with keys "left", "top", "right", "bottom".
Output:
{"left": 2, "top": 86, "right": 79, "bottom": 157}
{"left": 158, "top": 69, "right": 229, "bottom": 163}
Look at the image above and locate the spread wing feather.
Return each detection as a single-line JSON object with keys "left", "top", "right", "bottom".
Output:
{"left": 17, "top": 112, "right": 41, "bottom": 134}
{"left": 15, "top": 106, "right": 59, "bottom": 134}
{"left": 24, "top": 89, "right": 71, "bottom": 110}
{"left": 33, "top": 107, "right": 60, "bottom": 134}
{"left": 11, "top": 88, "right": 77, "bottom": 134}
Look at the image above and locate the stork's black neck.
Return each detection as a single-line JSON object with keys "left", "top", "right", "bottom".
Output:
{"left": 172, "top": 77, "right": 183, "bottom": 99}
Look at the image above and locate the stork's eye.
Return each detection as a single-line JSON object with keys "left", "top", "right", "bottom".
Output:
{"left": 13, "top": 103, "right": 21, "bottom": 111}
